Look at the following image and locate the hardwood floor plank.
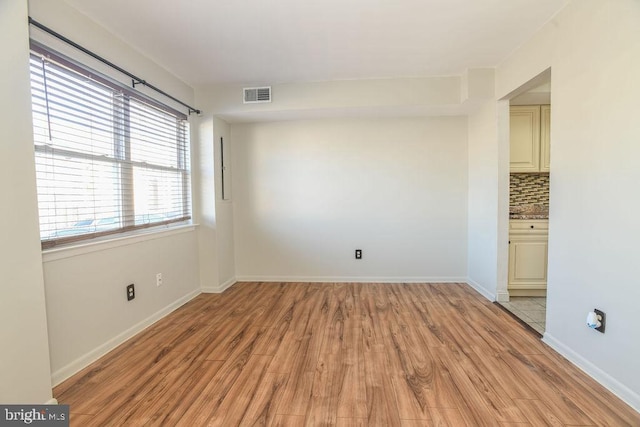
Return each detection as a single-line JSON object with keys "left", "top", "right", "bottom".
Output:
{"left": 464, "top": 299, "right": 543, "bottom": 356}
{"left": 427, "top": 407, "right": 468, "bottom": 426}
{"left": 275, "top": 370, "right": 315, "bottom": 417}
{"left": 384, "top": 320, "right": 458, "bottom": 417}
{"left": 247, "top": 282, "right": 296, "bottom": 326}
{"left": 176, "top": 354, "right": 268, "bottom": 426}
{"left": 528, "top": 353, "right": 638, "bottom": 426}
{"left": 54, "top": 349, "right": 148, "bottom": 412}
{"left": 318, "top": 287, "right": 349, "bottom": 355}
{"left": 467, "top": 346, "right": 539, "bottom": 401}
{"left": 270, "top": 333, "right": 319, "bottom": 416}
{"left": 336, "top": 333, "right": 367, "bottom": 420}
{"left": 58, "top": 347, "right": 177, "bottom": 416}
{"left": 396, "top": 304, "right": 447, "bottom": 349}
{"left": 78, "top": 351, "right": 213, "bottom": 426}
{"left": 140, "top": 321, "right": 218, "bottom": 356}
{"left": 53, "top": 282, "right": 640, "bottom": 427}
{"left": 513, "top": 399, "right": 565, "bottom": 427}
{"left": 431, "top": 346, "right": 516, "bottom": 427}
{"left": 498, "top": 349, "right": 595, "bottom": 425}
{"left": 335, "top": 417, "right": 368, "bottom": 427}
{"left": 453, "top": 352, "right": 527, "bottom": 424}
{"left": 305, "top": 352, "right": 351, "bottom": 425}
{"left": 362, "top": 346, "right": 402, "bottom": 425}
{"left": 178, "top": 303, "right": 270, "bottom": 362}
{"left": 236, "top": 372, "right": 289, "bottom": 426}
{"left": 207, "top": 355, "right": 274, "bottom": 427}
{"left": 356, "top": 289, "right": 387, "bottom": 353}
{"left": 68, "top": 413, "right": 94, "bottom": 427}
{"left": 203, "top": 324, "right": 268, "bottom": 361}
{"left": 272, "top": 414, "right": 305, "bottom": 426}
{"left": 152, "top": 360, "right": 224, "bottom": 426}
{"left": 251, "top": 285, "right": 306, "bottom": 356}
{"left": 273, "top": 287, "right": 338, "bottom": 416}
{"left": 400, "top": 407, "right": 467, "bottom": 426}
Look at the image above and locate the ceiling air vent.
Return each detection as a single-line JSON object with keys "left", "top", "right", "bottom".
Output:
{"left": 243, "top": 86, "right": 271, "bottom": 104}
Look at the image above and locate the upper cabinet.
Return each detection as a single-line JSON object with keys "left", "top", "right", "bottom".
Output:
{"left": 510, "top": 105, "right": 550, "bottom": 173}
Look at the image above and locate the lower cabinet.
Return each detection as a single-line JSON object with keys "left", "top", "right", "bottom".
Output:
{"left": 508, "top": 220, "right": 548, "bottom": 296}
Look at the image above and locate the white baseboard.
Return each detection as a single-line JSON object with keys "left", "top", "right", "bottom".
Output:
{"left": 542, "top": 333, "right": 640, "bottom": 413}
{"left": 465, "top": 277, "right": 496, "bottom": 301}
{"left": 51, "top": 289, "right": 201, "bottom": 386}
{"left": 234, "top": 275, "right": 468, "bottom": 283}
{"left": 496, "top": 290, "right": 510, "bottom": 302}
{"left": 45, "top": 398, "right": 58, "bottom": 405}
{"left": 202, "top": 277, "right": 237, "bottom": 293}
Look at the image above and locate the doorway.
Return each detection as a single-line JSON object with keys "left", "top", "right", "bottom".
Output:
{"left": 499, "top": 72, "right": 551, "bottom": 335}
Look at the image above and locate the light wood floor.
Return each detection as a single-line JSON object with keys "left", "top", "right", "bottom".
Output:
{"left": 55, "top": 282, "right": 640, "bottom": 426}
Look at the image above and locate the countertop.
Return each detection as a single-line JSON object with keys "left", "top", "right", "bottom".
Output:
{"left": 509, "top": 204, "right": 549, "bottom": 220}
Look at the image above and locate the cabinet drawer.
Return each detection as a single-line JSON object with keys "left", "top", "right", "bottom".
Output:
{"left": 510, "top": 220, "right": 548, "bottom": 233}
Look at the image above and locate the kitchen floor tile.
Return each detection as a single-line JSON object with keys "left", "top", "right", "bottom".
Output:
{"left": 522, "top": 310, "right": 546, "bottom": 323}
{"left": 499, "top": 296, "right": 546, "bottom": 334}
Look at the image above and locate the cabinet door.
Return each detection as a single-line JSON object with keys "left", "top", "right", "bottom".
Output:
{"left": 508, "top": 237, "right": 548, "bottom": 290}
{"left": 540, "top": 105, "right": 551, "bottom": 172}
{"left": 510, "top": 106, "right": 541, "bottom": 172}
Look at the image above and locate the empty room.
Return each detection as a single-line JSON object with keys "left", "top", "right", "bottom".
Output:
{"left": 2, "top": 0, "right": 640, "bottom": 425}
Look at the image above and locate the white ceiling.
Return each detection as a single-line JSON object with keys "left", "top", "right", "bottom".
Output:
{"left": 64, "top": 0, "right": 567, "bottom": 87}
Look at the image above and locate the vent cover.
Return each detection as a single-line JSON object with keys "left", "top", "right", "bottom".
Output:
{"left": 243, "top": 86, "right": 271, "bottom": 103}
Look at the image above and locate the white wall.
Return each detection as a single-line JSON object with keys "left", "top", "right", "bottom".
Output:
{"left": 496, "top": 0, "right": 640, "bottom": 409}
{"left": 195, "top": 115, "right": 236, "bottom": 292}
{"left": 43, "top": 232, "right": 200, "bottom": 384}
{"left": 466, "top": 101, "right": 499, "bottom": 300}
{"left": 231, "top": 117, "right": 468, "bottom": 281}
{"left": 213, "top": 119, "right": 236, "bottom": 287}
{"left": 197, "top": 77, "right": 462, "bottom": 122}
{"left": 28, "top": 0, "right": 193, "bottom": 113}
{"left": 26, "top": 0, "right": 202, "bottom": 384}
{"left": 0, "top": 0, "right": 54, "bottom": 404}
{"left": 194, "top": 116, "right": 219, "bottom": 290}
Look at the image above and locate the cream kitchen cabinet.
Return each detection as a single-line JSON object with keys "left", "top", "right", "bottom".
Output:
{"left": 540, "top": 105, "right": 551, "bottom": 172}
{"left": 510, "top": 105, "right": 550, "bottom": 173}
{"left": 508, "top": 220, "right": 548, "bottom": 296}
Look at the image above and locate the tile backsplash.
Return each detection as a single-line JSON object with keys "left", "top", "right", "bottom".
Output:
{"left": 510, "top": 174, "right": 549, "bottom": 207}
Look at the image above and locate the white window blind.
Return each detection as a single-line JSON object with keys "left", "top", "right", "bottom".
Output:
{"left": 29, "top": 45, "right": 191, "bottom": 249}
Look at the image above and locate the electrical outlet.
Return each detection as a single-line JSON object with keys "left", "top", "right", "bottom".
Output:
{"left": 126, "top": 284, "right": 135, "bottom": 301}
{"left": 355, "top": 249, "right": 362, "bottom": 259}
{"left": 594, "top": 308, "right": 606, "bottom": 333}
{"left": 156, "top": 273, "right": 162, "bottom": 287}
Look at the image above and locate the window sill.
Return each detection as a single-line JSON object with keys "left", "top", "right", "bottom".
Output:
{"left": 42, "top": 223, "right": 198, "bottom": 263}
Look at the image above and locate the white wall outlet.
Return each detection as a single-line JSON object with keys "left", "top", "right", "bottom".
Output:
{"left": 156, "top": 273, "right": 162, "bottom": 287}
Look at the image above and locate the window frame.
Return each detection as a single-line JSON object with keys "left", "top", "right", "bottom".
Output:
{"left": 30, "top": 42, "right": 192, "bottom": 250}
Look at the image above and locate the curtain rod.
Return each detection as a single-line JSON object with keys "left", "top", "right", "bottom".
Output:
{"left": 28, "top": 17, "right": 201, "bottom": 116}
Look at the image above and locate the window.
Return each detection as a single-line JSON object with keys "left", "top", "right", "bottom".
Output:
{"left": 29, "top": 44, "right": 191, "bottom": 249}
